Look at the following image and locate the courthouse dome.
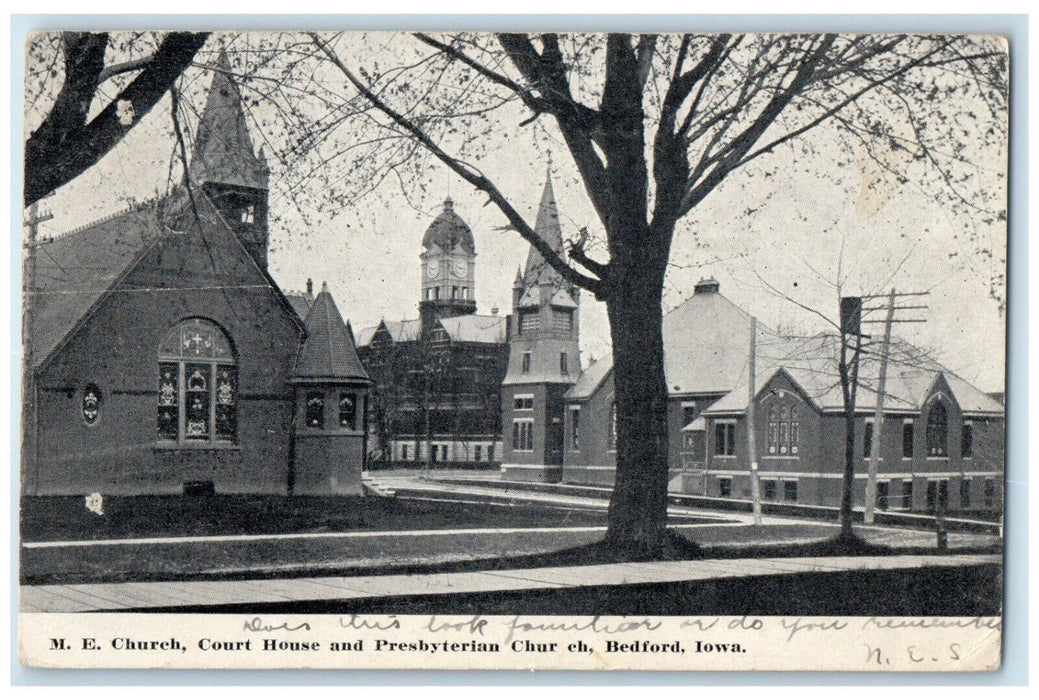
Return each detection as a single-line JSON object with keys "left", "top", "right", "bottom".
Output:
{"left": 422, "top": 198, "right": 476, "bottom": 254}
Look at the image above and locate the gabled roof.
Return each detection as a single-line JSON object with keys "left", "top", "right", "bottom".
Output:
{"left": 189, "top": 50, "right": 269, "bottom": 191}
{"left": 29, "top": 188, "right": 305, "bottom": 372}
{"left": 293, "top": 283, "right": 370, "bottom": 383}
{"left": 356, "top": 319, "right": 424, "bottom": 347}
{"left": 438, "top": 314, "right": 507, "bottom": 344}
{"left": 565, "top": 352, "right": 613, "bottom": 400}
{"left": 703, "top": 338, "right": 1004, "bottom": 417}
{"left": 29, "top": 199, "right": 169, "bottom": 368}
{"left": 284, "top": 290, "right": 314, "bottom": 322}
{"left": 422, "top": 198, "right": 475, "bottom": 254}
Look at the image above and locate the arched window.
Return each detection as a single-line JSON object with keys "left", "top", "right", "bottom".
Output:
{"left": 926, "top": 401, "right": 948, "bottom": 457}
{"left": 158, "top": 318, "right": 236, "bottom": 443}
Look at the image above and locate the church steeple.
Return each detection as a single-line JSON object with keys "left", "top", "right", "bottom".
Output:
{"left": 190, "top": 49, "right": 271, "bottom": 269}
{"left": 523, "top": 164, "right": 566, "bottom": 288}
{"left": 501, "top": 163, "right": 582, "bottom": 482}
{"left": 189, "top": 50, "right": 269, "bottom": 191}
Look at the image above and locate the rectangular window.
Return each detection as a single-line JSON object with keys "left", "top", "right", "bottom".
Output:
{"left": 783, "top": 480, "right": 798, "bottom": 503}
{"left": 682, "top": 403, "right": 698, "bottom": 425}
{"left": 157, "top": 363, "right": 179, "bottom": 440}
{"left": 431, "top": 444, "right": 439, "bottom": 462}
{"left": 762, "top": 479, "right": 777, "bottom": 501}
{"left": 863, "top": 421, "right": 874, "bottom": 458}
{"left": 901, "top": 479, "right": 914, "bottom": 510}
{"left": 560, "top": 352, "right": 568, "bottom": 375}
{"left": 184, "top": 364, "right": 212, "bottom": 440}
{"left": 714, "top": 422, "right": 735, "bottom": 456}
{"left": 514, "top": 395, "right": 534, "bottom": 410}
{"left": 902, "top": 421, "right": 914, "bottom": 458}
{"left": 983, "top": 479, "right": 996, "bottom": 508}
{"left": 401, "top": 444, "right": 409, "bottom": 461}
{"left": 877, "top": 480, "right": 889, "bottom": 511}
{"left": 570, "top": 407, "right": 580, "bottom": 451}
{"left": 521, "top": 352, "right": 531, "bottom": 373}
{"left": 718, "top": 477, "right": 732, "bottom": 498}
{"left": 927, "top": 479, "right": 950, "bottom": 512}
{"left": 512, "top": 419, "right": 533, "bottom": 451}
{"left": 553, "top": 309, "right": 573, "bottom": 332}
{"left": 214, "top": 365, "right": 237, "bottom": 441}
{"left": 960, "top": 479, "right": 972, "bottom": 509}
{"left": 474, "top": 445, "right": 482, "bottom": 462}
{"left": 961, "top": 422, "right": 974, "bottom": 458}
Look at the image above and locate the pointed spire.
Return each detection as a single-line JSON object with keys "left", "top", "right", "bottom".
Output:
{"left": 293, "top": 283, "right": 370, "bottom": 382}
{"left": 523, "top": 165, "right": 565, "bottom": 285}
{"left": 189, "top": 49, "right": 269, "bottom": 191}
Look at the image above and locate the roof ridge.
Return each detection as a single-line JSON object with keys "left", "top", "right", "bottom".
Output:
{"left": 57, "top": 194, "right": 164, "bottom": 239}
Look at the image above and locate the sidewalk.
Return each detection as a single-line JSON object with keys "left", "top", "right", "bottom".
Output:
{"left": 20, "top": 553, "right": 1000, "bottom": 613}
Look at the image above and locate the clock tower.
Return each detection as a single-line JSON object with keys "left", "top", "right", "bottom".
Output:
{"left": 419, "top": 197, "right": 478, "bottom": 332}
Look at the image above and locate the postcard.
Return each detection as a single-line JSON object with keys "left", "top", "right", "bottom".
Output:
{"left": 19, "top": 29, "right": 1007, "bottom": 671}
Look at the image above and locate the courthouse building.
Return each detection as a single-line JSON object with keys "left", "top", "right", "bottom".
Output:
{"left": 355, "top": 198, "right": 508, "bottom": 466}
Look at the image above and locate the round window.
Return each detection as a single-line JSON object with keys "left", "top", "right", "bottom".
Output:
{"left": 82, "top": 383, "right": 102, "bottom": 425}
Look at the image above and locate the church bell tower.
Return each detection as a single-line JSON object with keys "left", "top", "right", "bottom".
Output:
{"left": 500, "top": 164, "right": 581, "bottom": 483}
{"left": 189, "top": 50, "right": 271, "bottom": 270}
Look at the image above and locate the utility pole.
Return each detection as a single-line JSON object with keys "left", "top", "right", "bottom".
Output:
{"left": 747, "top": 316, "right": 762, "bottom": 525}
{"left": 860, "top": 289, "right": 929, "bottom": 524}
{"left": 864, "top": 289, "right": 896, "bottom": 524}
{"left": 23, "top": 200, "right": 53, "bottom": 495}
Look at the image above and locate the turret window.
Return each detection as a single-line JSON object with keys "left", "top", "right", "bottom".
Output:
{"left": 305, "top": 392, "right": 324, "bottom": 429}
{"left": 521, "top": 352, "right": 531, "bottom": 373}
{"left": 339, "top": 393, "right": 358, "bottom": 430}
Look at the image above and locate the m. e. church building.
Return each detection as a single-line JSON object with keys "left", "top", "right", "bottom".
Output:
{"left": 23, "top": 54, "right": 370, "bottom": 497}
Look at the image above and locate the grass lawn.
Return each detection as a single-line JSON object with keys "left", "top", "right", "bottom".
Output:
{"left": 21, "top": 494, "right": 650, "bottom": 542}
{"left": 20, "top": 494, "right": 1000, "bottom": 587}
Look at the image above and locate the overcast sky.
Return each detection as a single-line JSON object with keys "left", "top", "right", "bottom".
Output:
{"left": 27, "top": 33, "right": 1008, "bottom": 392}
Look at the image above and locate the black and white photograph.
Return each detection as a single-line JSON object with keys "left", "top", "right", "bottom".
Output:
{"left": 16, "top": 26, "right": 1009, "bottom": 671}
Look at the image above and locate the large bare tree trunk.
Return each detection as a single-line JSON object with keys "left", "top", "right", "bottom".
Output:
{"left": 605, "top": 256, "right": 671, "bottom": 556}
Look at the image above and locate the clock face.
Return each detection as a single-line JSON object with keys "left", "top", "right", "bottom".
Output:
{"left": 453, "top": 260, "right": 467, "bottom": 278}
{"left": 426, "top": 259, "right": 440, "bottom": 278}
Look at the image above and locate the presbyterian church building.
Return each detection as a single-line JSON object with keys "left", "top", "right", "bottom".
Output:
{"left": 24, "top": 53, "right": 370, "bottom": 497}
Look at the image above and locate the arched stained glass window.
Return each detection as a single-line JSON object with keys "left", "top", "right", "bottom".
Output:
{"left": 158, "top": 318, "right": 236, "bottom": 443}
{"left": 926, "top": 401, "right": 948, "bottom": 457}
